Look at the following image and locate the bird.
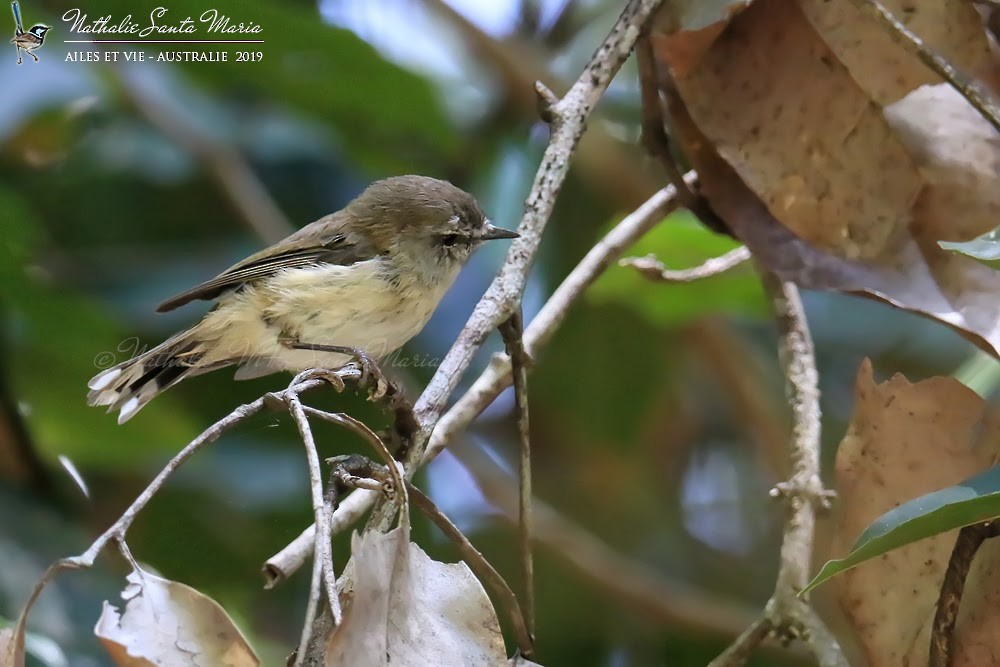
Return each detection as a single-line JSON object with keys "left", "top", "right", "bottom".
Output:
{"left": 87, "top": 175, "right": 518, "bottom": 424}
{"left": 10, "top": 2, "right": 48, "bottom": 64}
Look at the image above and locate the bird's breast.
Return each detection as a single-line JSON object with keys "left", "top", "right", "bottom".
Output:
{"left": 259, "top": 259, "right": 449, "bottom": 357}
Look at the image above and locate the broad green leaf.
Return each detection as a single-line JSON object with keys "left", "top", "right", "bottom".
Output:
{"left": 940, "top": 228, "right": 1000, "bottom": 271}
{"left": 804, "top": 465, "right": 1000, "bottom": 593}
{"left": 588, "top": 211, "right": 766, "bottom": 326}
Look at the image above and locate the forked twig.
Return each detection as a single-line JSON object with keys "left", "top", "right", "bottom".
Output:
{"left": 707, "top": 270, "right": 844, "bottom": 666}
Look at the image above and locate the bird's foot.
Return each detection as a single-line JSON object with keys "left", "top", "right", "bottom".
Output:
{"left": 280, "top": 336, "right": 390, "bottom": 401}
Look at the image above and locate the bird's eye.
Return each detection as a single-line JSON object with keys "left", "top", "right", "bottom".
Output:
{"left": 441, "top": 234, "right": 460, "bottom": 247}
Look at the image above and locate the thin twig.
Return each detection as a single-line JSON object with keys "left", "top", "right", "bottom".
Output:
{"left": 929, "top": 521, "right": 1000, "bottom": 667}
{"left": 706, "top": 270, "right": 844, "bottom": 666}
{"left": 622, "top": 246, "right": 751, "bottom": 283}
{"left": 499, "top": 309, "right": 535, "bottom": 641}
{"left": 285, "top": 391, "right": 341, "bottom": 632}
{"left": 850, "top": 0, "right": 1000, "bottom": 134}
{"left": 406, "top": 483, "right": 534, "bottom": 658}
{"left": 706, "top": 619, "right": 773, "bottom": 667}
{"left": 263, "top": 489, "right": 378, "bottom": 588}
{"left": 422, "top": 0, "right": 661, "bottom": 209}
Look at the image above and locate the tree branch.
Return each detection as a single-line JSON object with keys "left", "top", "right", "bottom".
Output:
{"left": 929, "top": 520, "right": 1000, "bottom": 667}
{"left": 707, "top": 270, "right": 844, "bottom": 667}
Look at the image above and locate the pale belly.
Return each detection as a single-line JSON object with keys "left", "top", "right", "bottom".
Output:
{"left": 194, "top": 259, "right": 454, "bottom": 377}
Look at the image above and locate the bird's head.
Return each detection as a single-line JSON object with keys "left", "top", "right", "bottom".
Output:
{"left": 347, "top": 175, "right": 518, "bottom": 279}
{"left": 28, "top": 24, "right": 50, "bottom": 39}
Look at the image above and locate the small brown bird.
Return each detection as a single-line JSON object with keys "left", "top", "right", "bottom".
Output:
{"left": 10, "top": 2, "right": 48, "bottom": 64}
{"left": 87, "top": 175, "right": 518, "bottom": 423}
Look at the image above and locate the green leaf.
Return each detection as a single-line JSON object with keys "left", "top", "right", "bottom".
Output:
{"left": 940, "top": 228, "right": 1000, "bottom": 270}
{"left": 803, "top": 465, "right": 1000, "bottom": 594}
{"left": 588, "top": 211, "right": 766, "bottom": 326}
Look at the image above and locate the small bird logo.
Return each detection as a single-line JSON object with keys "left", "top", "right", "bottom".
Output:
{"left": 10, "top": 1, "right": 49, "bottom": 64}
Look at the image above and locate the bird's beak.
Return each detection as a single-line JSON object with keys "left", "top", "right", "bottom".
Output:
{"left": 480, "top": 223, "right": 519, "bottom": 241}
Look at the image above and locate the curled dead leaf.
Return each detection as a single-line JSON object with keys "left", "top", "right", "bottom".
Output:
{"left": 95, "top": 568, "right": 259, "bottom": 667}
{"left": 327, "top": 525, "right": 509, "bottom": 667}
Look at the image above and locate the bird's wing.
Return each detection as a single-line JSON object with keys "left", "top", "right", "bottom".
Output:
{"left": 156, "top": 215, "right": 373, "bottom": 312}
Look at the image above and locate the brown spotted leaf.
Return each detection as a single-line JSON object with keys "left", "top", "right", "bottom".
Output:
{"left": 829, "top": 361, "right": 1000, "bottom": 666}
{"left": 798, "top": 0, "right": 991, "bottom": 105}
{"left": 667, "top": 88, "right": 1000, "bottom": 357}
{"left": 658, "top": 0, "right": 923, "bottom": 260}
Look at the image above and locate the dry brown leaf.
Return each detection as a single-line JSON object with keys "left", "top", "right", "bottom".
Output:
{"left": 326, "top": 525, "right": 507, "bottom": 667}
{"left": 798, "top": 0, "right": 991, "bottom": 106}
{"left": 95, "top": 569, "right": 259, "bottom": 667}
{"left": 885, "top": 84, "right": 1000, "bottom": 243}
{"left": 831, "top": 360, "right": 1000, "bottom": 666}
{"left": 667, "top": 89, "right": 1000, "bottom": 357}
{"left": 658, "top": 0, "right": 923, "bottom": 260}
{"left": 0, "top": 627, "right": 22, "bottom": 667}
{"left": 650, "top": 0, "right": 752, "bottom": 77}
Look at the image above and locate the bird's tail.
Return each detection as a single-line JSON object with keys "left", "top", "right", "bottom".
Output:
{"left": 87, "top": 329, "right": 213, "bottom": 423}
{"left": 11, "top": 2, "right": 22, "bottom": 33}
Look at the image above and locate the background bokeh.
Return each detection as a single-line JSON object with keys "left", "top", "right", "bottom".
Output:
{"left": 0, "top": 1, "right": 982, "bottom": 665}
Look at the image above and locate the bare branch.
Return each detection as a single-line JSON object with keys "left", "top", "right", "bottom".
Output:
{"left": 929, "top": 520, "right": 1000, "bottom": 667}
{"left": 422, "top": 0, "right": 662, "bottom": 209}
{"left": 707, "top": 619, "right": 772, "bottom": 667}
{"left": 622, "top": 246, "right": 751, "bottom": 283}
{"left": 707, "top": 270, "right": 845, "bottom": 666}
{"left": 345, "top": 0, "right": 666, "bottom": 538}
{"left": 284, "top": 389, "right": 341, "bottom": 667}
